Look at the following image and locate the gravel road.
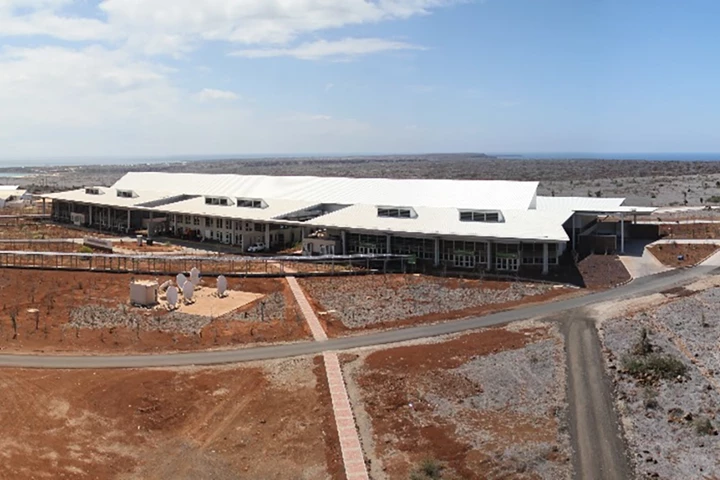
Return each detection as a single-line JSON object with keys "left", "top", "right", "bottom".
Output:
{"left": 563, "top": 316, "right": 632, "bottom": 480}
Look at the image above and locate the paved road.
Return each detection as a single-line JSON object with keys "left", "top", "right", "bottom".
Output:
{"left": 0, "top": 263, "right": 716, "bottom": 369}
{"left": 563, "top": 316, "right": 632, "bottom": 480}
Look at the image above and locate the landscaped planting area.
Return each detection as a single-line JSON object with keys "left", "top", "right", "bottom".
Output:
{"left": 343, "top": 324, "right": 571, "bottom": 479}
{"left": 600, "top": 287, "right": 720, "bottom": 479}
{"left": 0, "top": 269, "right": 308, "bottom": 353}
{"left": 299, "top": 274, "right": 565, "bottom": 332}
{"left": 647, "top": 243, "right": 720, "bottom": 267}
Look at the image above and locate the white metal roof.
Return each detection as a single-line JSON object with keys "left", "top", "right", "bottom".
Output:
{"left": 0, "top": 185, "right": 20, "bottom": 191}
{"left": 44, "top": 187, "right": 177, "bottom": 208}
{"left": 160, "top": 196, "right": 318, "bottom": 222}
{"left": 112, "top": 172, "right": 539, "bottom": 210}
{"left": 305, "top": 204, "right": 573, "bottom": 242}
{"left": 536, "top": 196, "right": 656, "bottom": 215}
{"left": 43, "top": 173, "right": 657, "bottom": 243}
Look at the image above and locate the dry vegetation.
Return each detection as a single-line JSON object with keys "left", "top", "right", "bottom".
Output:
{"left": 299, "top": 274, "right": 571, "bottom": 335}
{"left": 343, "top": 325, "right": 572, "bottom": 480}
{"left": 600, "top": 287, "right": 720, "bottom": 479}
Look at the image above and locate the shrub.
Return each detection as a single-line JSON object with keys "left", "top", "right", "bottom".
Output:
{"left": 410, "top": 459, "right": 444, "bottom": 480}
{"left": 708, "top": 196, "right": 720, "bottom": 204}
{"left": 623, "top": 353, "right": 687, "bottom": 382}
{"left": 694, "top": 416, "right": 715, "bottom": 435}
{"left": 632, "top": 328, "right": 653, "bottom": 356}
{"left": 78, "top": 245, "right": 93, "bottom": 254}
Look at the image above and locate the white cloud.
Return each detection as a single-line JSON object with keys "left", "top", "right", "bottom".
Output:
{"left": 232, "top": 37, "right": 425, "bottom": 60}
{"left": 196, "top": 88, "right": 240, "bottom": 101}
{"left": 325, "top": 82, "right": 334, "bottom": 92}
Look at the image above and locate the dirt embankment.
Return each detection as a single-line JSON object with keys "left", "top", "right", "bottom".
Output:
{"left": 343, "top": 325, "right": 572, "bottom": 480}
{"left": 0, "top": 269, "right": 309, "bottom": 354}
{"left": 0, "top": 357, "right": 342, "bottom": 480}
{"left": 577, "top": 255, "right": 631, "bottom": 289}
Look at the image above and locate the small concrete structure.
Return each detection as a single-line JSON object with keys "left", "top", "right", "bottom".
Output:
{"left": 130, "top": 280, "right": 159, "bottom": 306}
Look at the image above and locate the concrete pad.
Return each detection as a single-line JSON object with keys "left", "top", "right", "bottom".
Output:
{"left": 177, "top": 287, "right": 263, "bottom": 317}
{"left": 619, "top": 240, "right": 671, "bottom": 279}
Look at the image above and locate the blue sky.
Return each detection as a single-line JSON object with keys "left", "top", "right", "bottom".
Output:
{"left": 1, "top": 0, "right": 719, "bottom": 160}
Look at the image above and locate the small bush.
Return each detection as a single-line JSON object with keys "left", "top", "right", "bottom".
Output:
{"left": 623, "top": 353, "right": 687, "bottom": 382}
{"left": 632, "top": 328, "right": 653, "bottom": 356}
{"left": 694, "top": 416, "right": 715, "bottom": 435}
{"left": 643, "top": 386, "right": 659, "bottom": 410}
{"left": 78, "top": 245, "right": 93, "bottom": 254}
{"left": 708, "top": 195, "right": 720, "bottom": 204}
{"left": 410, "top": 459, "right": 444, "bottom": 480}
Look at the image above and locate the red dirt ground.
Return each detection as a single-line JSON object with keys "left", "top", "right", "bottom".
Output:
{"left": 660, "top": 223, "right": 720, "bottom": 239}
{"left": 647, "top": 243, "right": 720, "bottom": 267}
{"left": 0, "top": 220, "right": 113, "bottom": 240}
{"left": 577, "top": 254, "right": 632, "bottom": 289}
{"left": 300, "top": 275, "right": 578, "bottom": 337}
{"left": 0, "top": 269, "right": 309, "bottom": 354}
{"left": 345, "top": 326, "right": 569, "bottom": 479}
{"left": 0, "top": 357, "right": 343, "bottom": 480}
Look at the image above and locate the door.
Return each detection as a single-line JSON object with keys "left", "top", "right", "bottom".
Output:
{"left": 496, "top": 257, "right": 519, "bottom": 271}
{"left": 454, "top": 255, "right": 475, "bottom": 268}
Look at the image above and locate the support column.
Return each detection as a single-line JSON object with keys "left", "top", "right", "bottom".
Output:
{"left": 89, "top": 205, "right": 93, "bottom": 227}
{"left": 620, "top": 213, "right": 625, "bottom": 254}
{"left": 148, "top": 211, "right": 153, "bottom": 238}
{"left": 486, "top": 242, "right": 492, "bottom": 271}
{"left": 42, "top": 198, "right": 46, "bottom": 215}
{"left": 542, "top": 243, "right": 549, "bottom": 275}
{"left": 127, "top": 210, "right": 131, "bottom": 232}
{"left": 572, "top": 214, "right": 577, "bottom": 251}
{"left": 386, "top": 234, "right": 391, "bottom": 254}
{"left": 264, "top": 223, "right": 270, "bottom": 248}
{"left": 341, "top": 231, "right": 347, "bottom": 255}
{"left": 434, "top": 238, "right": 440, "bottom": 266}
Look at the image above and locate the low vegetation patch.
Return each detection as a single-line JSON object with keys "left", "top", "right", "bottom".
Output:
{"left": 622, "top": 328, "right": 687, "bottom": 383}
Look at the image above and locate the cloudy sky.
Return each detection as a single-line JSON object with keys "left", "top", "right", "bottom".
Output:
{"left": 2, "top": 0, "right": 720, "bottom": 160}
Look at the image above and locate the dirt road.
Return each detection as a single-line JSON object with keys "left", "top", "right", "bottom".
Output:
{"left": 563, "top": 316, "right": 631, "bottom": 480}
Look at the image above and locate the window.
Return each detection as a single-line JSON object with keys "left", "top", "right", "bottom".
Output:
{"left": 117, "top": 190, "right": 134, "bottom": 198}
{"left": 85, "top": 187, "right": 101, "bottom": 195}
{"left": 237, "top": 198, "right": 264, "bottom": 208}
{"left": 377, "top": 207, "right": 414, "bottom": 218}
{"left": 254, "top": 223, "right": 264, "bottom": 232}
{"left": 193, "top": 216, "right": 200, "bottom": 226}
{"left": 184, "top": 215, "right": 191, "bottom": 224}
{"left": 205, "top": 196, "right": 231, "bottom": 206}
{"left": 459, "top": 210, "right": 502, "bottom": 222}
{"left": 225, "top": 219, "right": 231, "bottom": 230}
{"left": 205, "top": 217, "right": 213, "bottom": 227}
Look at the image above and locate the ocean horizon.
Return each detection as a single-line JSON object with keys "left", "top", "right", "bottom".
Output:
{"left": 2, "top": 152, "right": 720, "bottom": 169}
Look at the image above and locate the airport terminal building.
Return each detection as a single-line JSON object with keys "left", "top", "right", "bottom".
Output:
{"left": 44, "top": 172, "right": 654, "bottom": 274}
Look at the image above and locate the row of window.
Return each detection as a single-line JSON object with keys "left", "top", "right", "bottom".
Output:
{"left": 377, "top": 208, "right": 413, "bottom": 218}
{"left": 201, "top": 197, "right": 264, "bottom": 208}
{"left": 459, "top": 211, "right": 501, "bottom": 222}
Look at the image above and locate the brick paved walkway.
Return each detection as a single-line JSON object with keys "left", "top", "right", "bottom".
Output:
{"left": 324, "top": 352, "right": 370, "bottom": 480}
{"left": 285, "top": 276, "right": 328, "bottom": 342}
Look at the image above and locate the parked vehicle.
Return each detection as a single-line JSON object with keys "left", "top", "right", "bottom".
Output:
{"left": 247, "top": 242, "right": 267, "bottom": 253}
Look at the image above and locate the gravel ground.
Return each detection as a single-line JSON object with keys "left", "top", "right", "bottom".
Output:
{"left": 601, "top": 312, "right": 720, "bottom": 479}
{"left": 300, "top": 275, "right": 551, "bottom": 328}
{"left": 425, "top": 338, "right": 571, "bottom": 480}
{"left": 224, "top": 292, "right": 288, "bottom": 323}
{"left": 657, "top": 288, "right": 720, "bottom": 383}
{"left": 69, "top": 295, "right": 286, "bottom": 336}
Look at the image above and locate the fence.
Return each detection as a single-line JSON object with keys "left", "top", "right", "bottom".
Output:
{"left": 0, "top": 251, "right": 410, "bottom": 277}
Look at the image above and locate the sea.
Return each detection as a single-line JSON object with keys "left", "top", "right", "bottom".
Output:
{"left": 1, "top": 152, "right": 720, "bottom": 169}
